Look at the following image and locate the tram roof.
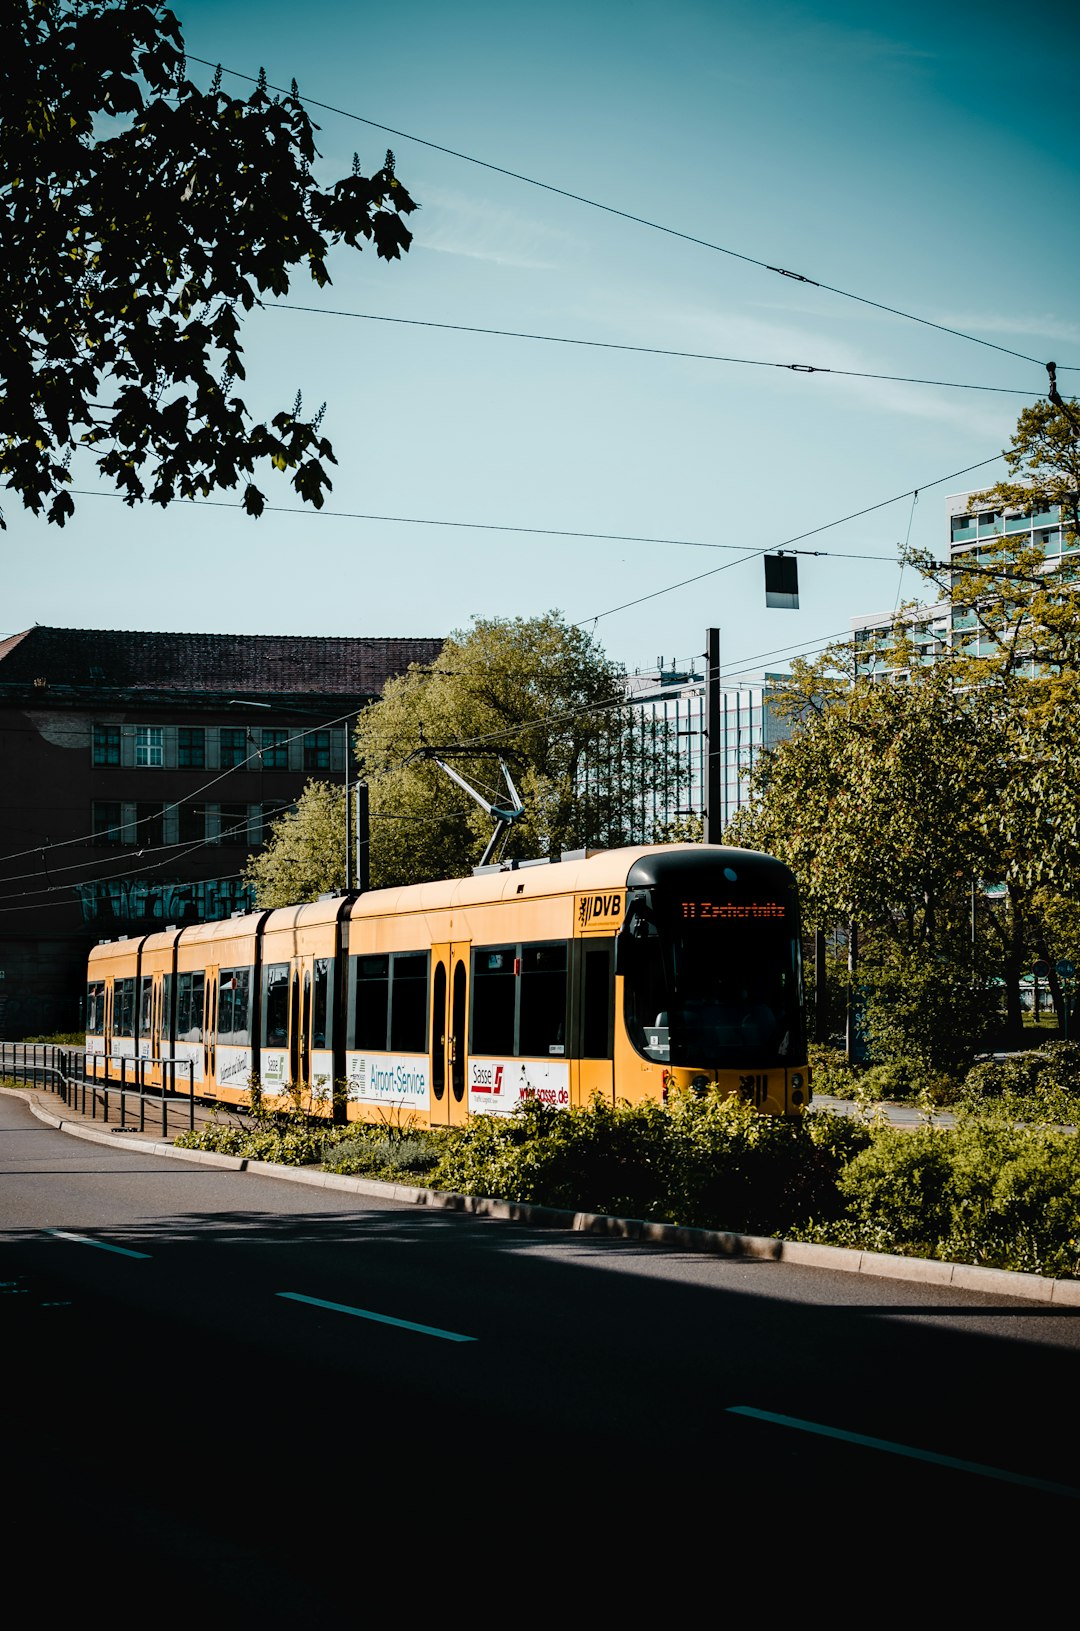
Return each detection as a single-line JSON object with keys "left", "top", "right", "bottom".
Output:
{"left": 87, "top": 844, "right": 789, "bottom": 966}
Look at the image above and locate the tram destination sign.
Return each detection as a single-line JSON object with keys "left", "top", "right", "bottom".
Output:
{"left": 678, "top": 900, "right": 786, "bottom": 920}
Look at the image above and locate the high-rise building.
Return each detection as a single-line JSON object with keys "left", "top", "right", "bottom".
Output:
{"left": 622, "top": 658, "right": 792, "bottom": 835}
{"left": 852, "top": 491, "right": 1077, "bottom": 671}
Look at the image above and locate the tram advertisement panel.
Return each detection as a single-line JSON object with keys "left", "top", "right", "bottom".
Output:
{"left": 468, "top": 1058, "right": 570, "bottom": 1116}
{"left": 259, "top": 1047, "right": 334, "bottom": 1097}
{"left": 261, "top": 1048, "right": 288, "bottom": 1087}
{"left": 345, "top": 1053, "right": 430, "bottom": 1112}
{"left": 217, "top": 1046, "right": 254, "bottom": 1089}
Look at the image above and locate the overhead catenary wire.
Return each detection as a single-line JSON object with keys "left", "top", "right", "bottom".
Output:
{"left": 4, "top": 582, "right": 1065, "bottom": 910}
{"left": 185, "top": 54, "right": 1078, "bottom": 376}
{"left": 0, "top": 799, "right": 481, "bottom": 912}
{"left": 68, "top": 451, "right": 1006, "bottom": 568}
{"left": 268, "top": 304, "right": 1043, "bottom": 396}
{"left": 576, "top": 455, "right": 1006, "bottom": 625}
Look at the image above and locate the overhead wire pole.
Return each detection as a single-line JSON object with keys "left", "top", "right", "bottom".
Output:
{"left": 355, "top": 782, "right": 370, "bottom": 892}
{"left": 343, "top": 716, "right": 352, "bottom": 891}
{"left": 704, "top": 628, "right": 722, "bottom": 844}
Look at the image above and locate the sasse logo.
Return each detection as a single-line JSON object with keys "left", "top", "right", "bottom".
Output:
{"left": 472, "top": 1064, "right": 505, "bottom": 1095}
{"left": 577, "top": 892, "right": 623, "bottom": 928}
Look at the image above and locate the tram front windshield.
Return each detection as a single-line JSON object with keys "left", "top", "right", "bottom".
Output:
{"left": 622, "top": 883, "right": 802, "bottom": 1070}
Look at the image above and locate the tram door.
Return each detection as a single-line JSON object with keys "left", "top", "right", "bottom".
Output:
{"left": 288, "top": 964, "right": 305, "bottom": 1092}
{"left": 100, "top": 980, "right": 114, "bottom": 1079}
{"left": 203, "top": 968, "right": 219, "bottom": 1089}
{"left": 150, "top": 977, "right": 164, "bottom": 1063}
{"left": 138, "top": 974, "right": 164, "bottom": 1083}
{"left": 429, "top": 942, "right": 470, "bottom": 1127}
{"left": 150, "top": 974, "right": 168, "bottom": 1087}
{"left": 287, "top": 956, "right": 322, "bottom": 1103}
{"left": 103, "top": 980, "right": 114, "bottom": 1059}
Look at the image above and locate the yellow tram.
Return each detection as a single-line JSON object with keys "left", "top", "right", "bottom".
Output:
{"left": 85, "top": 844, "right": 810, "bottom": 1121}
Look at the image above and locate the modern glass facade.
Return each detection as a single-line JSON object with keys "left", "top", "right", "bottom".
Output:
{"left": 853, "top": 490, "right": 1075, "bottom": 674}
{"left": 622, "top": 663, "right": 791, "bottom": 835}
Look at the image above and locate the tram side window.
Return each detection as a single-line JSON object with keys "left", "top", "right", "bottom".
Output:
{"left": 139, "top": 976, "right": 154, "bottom": 1035}
{"left": 312, "top": 958, "right": 330, "bottom": 1049}
{"left": 218, "top": 967, "right": 252, "bottom": 1045}
{"left": 86, "top": 981, "right": 105, "bottom": 1034}
{"left": 114, "top": 977, "right": 136, "bottom": 1036}
{"left": 472, "top": 946, "right": 516, "bottom": 1056}
{"left": 176, "top": 971, "right": 205, "bottom": 1043}
{"left": 355, "top": 955, "right": 390, "bottom": 1050}
{"left": 519, "top": 943, "right": 567, "bottom": 1057}
{"left": 264, "top": 964, "right": 290, "bottom": 1048}
{"left": 390, "top": 953, "right": 428, "bottom": 1052}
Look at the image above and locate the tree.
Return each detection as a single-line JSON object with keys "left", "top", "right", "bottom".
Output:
{"left": 244, "top": 780, "right": 345, "bottom": 907}
{"left": 1, "top": 1, "right": 416, "bottom": 527}
{"left": 726, "top": 652, "right": 993, "bottom": 946}
{"left": 903, "top": 396, "right": 1080, "bottom": 1034}
{"left": 965, "top": 397, "right": 1080, "bottom": 554}
{"left": 728, "top": 396, "right": 1080, "bottom": 1057}
{"left": 353, "top": 613, "right": 686, "bottom": 888}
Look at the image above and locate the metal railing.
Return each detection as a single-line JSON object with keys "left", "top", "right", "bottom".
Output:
{"left": 0, "top": 1043, "right": 197, "bottom": 1137}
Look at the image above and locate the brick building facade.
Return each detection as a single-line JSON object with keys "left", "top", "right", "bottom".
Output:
{"left": 0, "top": 626, "right": 443, "bottom": 1037}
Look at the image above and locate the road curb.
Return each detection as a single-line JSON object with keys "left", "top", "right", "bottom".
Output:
{"left": 8, "top": 1084, "right": 1079, "bottom": 1304}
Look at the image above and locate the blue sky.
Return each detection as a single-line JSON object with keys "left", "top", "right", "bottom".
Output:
{"left": 7, "top": 0, "right": 1078, "bottom": 682}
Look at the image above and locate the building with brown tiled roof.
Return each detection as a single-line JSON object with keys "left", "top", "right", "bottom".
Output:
{"left": 0, "top": 626, "right": 444, "bottom": 1037}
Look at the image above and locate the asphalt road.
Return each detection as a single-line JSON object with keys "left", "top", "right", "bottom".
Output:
{"left": 3, "top": 1090, "right": 1078, "bottom": 1610}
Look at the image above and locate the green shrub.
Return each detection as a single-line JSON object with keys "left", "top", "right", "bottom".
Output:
{"left": 960, "top": 1043, "right": 1080, "bottom": 1125}
{"left": 808, "top": 1044, "right": 860, "bottom": 1099}
{"left": 427, "top": 1092, "right": 857, "bottom": 1237}
{"left": 322, "top": 1127, "right": 443, "bottom": 1180}
{"left": 858, "top": 1059, "right": 958, "bottom": 1106}
{"left": 169, "top": 1079, "right": 1080, "bottom": 1281}
{"left": 859, "top": 942, "right": 997, "bottom": 1076}
{"left": 834, "top": 1126, "right": 957, "bottom": 1247}
{"left": 1030, "top": 1040, "right": 1080, "bottom": 1095}
{"left": 811, "top": 1116, "right": 1080, "bottom": 1277}
{"left": 175, "top": 1107, "right": 331, "bottom": 1165}
{"left": 430, "top": 1095, "right": 678, "bottom": 1219}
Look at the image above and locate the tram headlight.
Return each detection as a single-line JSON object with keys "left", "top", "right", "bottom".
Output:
{"left": 790, "top": 1070, "right": 804, "bottom": 1107}
{"left": 691, "top": 1074, "right": 710, "bottom": 1096}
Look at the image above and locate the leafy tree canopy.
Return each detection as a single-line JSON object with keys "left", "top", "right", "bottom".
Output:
{"left": 354, "top": 612, "right": 686, "bottom": 888}
{"left": 726, "top": 653, "right": 993, "bottom": 940}
{"left": 730, "top": 397, "right": 1080, "bottom": 1045}
{"left": 2, "top": 0, "right": 416, "bottom": 527}
{"left": 244, "top": 615, "right": 686, "bottom": 900}
{"left": 966, "top": 398, "right": 1080, "bottom": 542}
{"left": 244, "top": 780, "right": 345, "bottom": 908}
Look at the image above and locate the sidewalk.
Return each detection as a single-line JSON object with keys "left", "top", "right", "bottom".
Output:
{"left": 1, "top": 1070, "right": 241, "bottom": 1145}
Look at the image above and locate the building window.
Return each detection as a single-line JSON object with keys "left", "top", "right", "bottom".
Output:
{"left": 179, "top": 803, "right": 206, "bottom": 844}
{"left": 136, "top": 803, "right": 165, "bottom": 847}
{"left": 93, "top": 725, "right": 121, "bottom": 766}
{"left": 259, "top": 803, "right": 291, "bottom": 846}
{"left": 92, "top": 802, "right": 125, "bottom": 845}
{"left": 135, "top": 727, "right": 164, "bottom": 767}
{"left": 218, "top": 803, "right": 250, "bottom": 846}
{"left": 261, "top": 728, "right": 289, "bottom": 769}
{"left": 303, "top": 729, "right": 332, "bottom": 771}
{"left": 178, "top": 727, "right": 206, "bottom": 768}
{"left": 219, "top": 727, "right": 247, "bottom": 769}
